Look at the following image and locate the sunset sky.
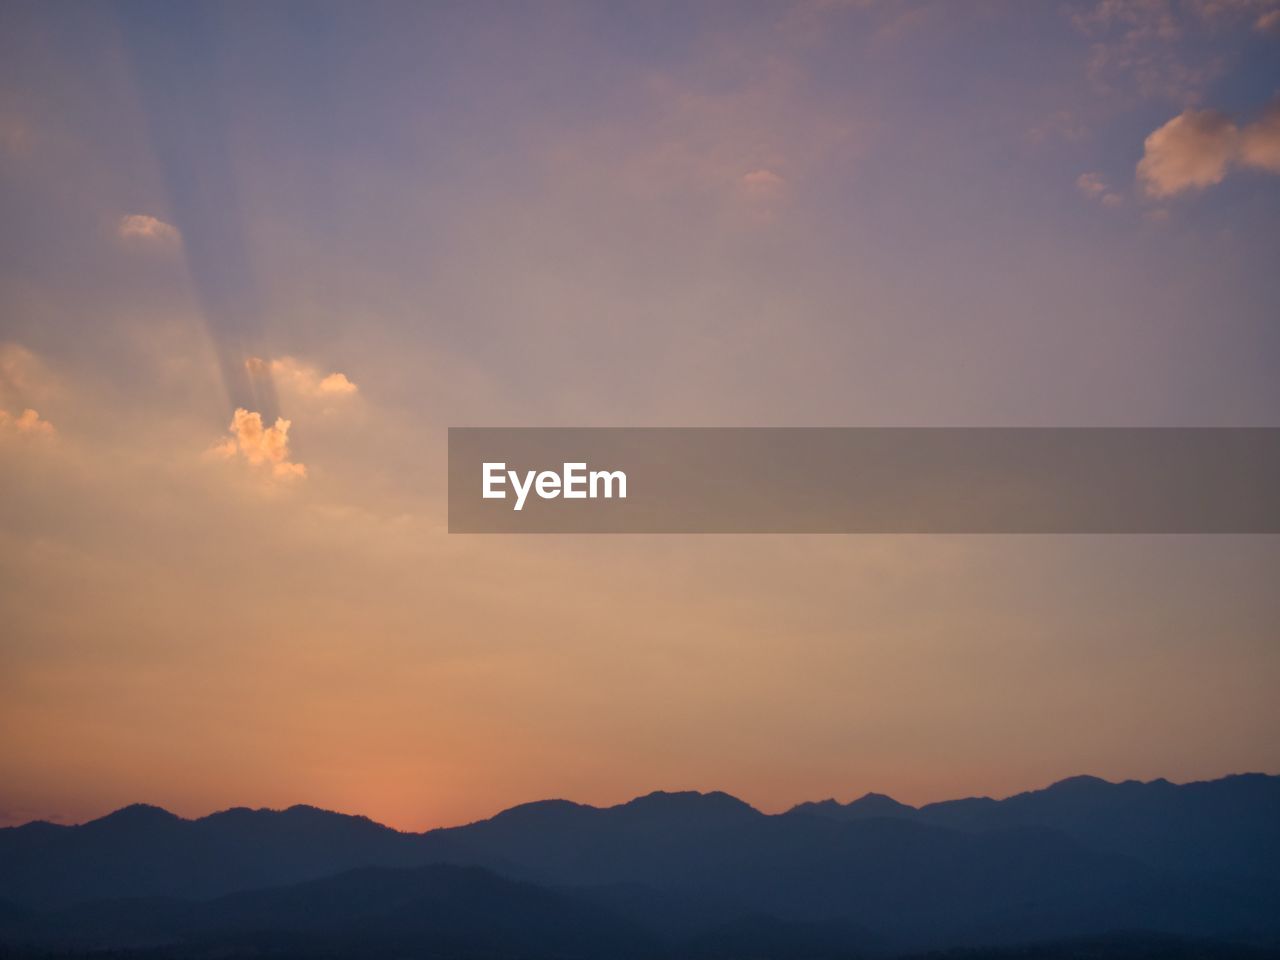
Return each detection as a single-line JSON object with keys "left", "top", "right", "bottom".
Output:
{"left": 1, "top": 0, "right": 1278, "bottom": 831}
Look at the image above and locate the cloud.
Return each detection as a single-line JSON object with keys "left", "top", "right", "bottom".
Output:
{"left": 210, "top": 408, "right": 307, "bottom": 480}
{"left": 0, "top": 407, "right": 55, "bottom": 437}
{"left": 317, "top": 372, "right": 358, "bottom": 395}
{"left": 245, "top": 357, "right": 359, "bottom": 401}
{"left": 117, "top": 214, "right": 181, "bottom": 245}
{"left": 1028, "top": 110, "right": 1091, "bottom": 146}
{"left": 0, "top": 343, "right": 58, "bottom": 424}
{"left": 1076, "top": 172, "right": 1125, "bottom": 206}
{"left": 1065, "top": 0, "right": 1280, "bottom": 103}
{"left": 1137, "top": 108, "right": 1238, "bottom": 196}
{"left": 1, "top": 343, "right": 48, "bottom": 393}
{"left": 741, "top": 168, "right": 785, "bottom": 189}
{"left": 1070, "top": 0, "right": 1180, "bottom": 42}
{"left": 538, "top": 48, "right": 858, "bottom": 227}
{"left": 1137, "top": 101, "right": 1280, "bottom": 196}
{"left": 1076, "top": 171, "right": 1108, "bottom": 198}
{"left": 1239, "top": 102, "right": 1280, "bottom": 173}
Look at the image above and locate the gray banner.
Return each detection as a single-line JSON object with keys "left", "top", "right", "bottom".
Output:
{"left": 448, "top": 428, "right": 1280, "bottom": 533}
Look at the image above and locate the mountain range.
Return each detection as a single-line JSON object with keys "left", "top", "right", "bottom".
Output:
{"left": 1, "top": 773, "right": 1278, "bottom": 958}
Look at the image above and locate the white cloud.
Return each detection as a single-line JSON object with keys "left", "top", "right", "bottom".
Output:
{"left": 118, "top": 214, "right": 181, "bottom": 245}
{"left": 210, "top": 408, "right": 306, "bottom": 480}
{"left": 1137, "top": 100, "right": 1280, "bottom": 196}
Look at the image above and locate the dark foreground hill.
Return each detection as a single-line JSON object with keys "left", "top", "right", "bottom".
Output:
{"left": 1, "top": 774, "right": 1278, "bottom": 956}
{"left": 0, "top": 871, "right": 1277, "bottom": 960}
{"left": 0, "top": 864, "right": 661, "bottom": 959}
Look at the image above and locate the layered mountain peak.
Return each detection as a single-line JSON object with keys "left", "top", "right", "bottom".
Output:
{"left": 787, "top": 791, "right": 914, "bottom": 820}
{"left": 87, "top": 803, "right": 181, "bottom": 829}
{"left": 847, "top": 791, "right": 915, "bottom": 814}
{"left": 621, "top": 789, "right": 760, "bottom": 816}
{"left": 1041, "top": 774, "right": 1113, "bottom": 793}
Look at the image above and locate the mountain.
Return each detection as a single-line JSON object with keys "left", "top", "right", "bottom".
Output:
{"left": 787, "top": 773, "right": 1280, "bottom": 888}
{"left": 0, "top": 863, "right": 661, "bottom": 959}
{"left": 2, "top": 774, "right": 1278, "bottom": 956}
{"left": 0, "top": 802, "right": 424, "bottom": 906}
{"left": 789, "top": 792, "right": 916, "bottom": 820}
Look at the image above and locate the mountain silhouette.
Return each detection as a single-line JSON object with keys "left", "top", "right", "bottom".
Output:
{"left": 0, "top": 863, "right": 660, "bottom": 958}
{"left": 1, "top": 774, "right": 1278, "bottom": 957}
{"left": 788, "top": 772, "right": 1280, "bottom": 886}
{"left": 789, "top": 792, "right": 916, "bottom": 820}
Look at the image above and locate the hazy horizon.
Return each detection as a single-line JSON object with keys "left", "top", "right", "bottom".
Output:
{"left": 7, "top": 768, "right": 1280, "bottom": 833}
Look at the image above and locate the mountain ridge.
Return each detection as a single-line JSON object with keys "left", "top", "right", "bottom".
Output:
{"left": 11, "top": 771, "right": 1275, "bottom": 834}
{"left": 2, "top": 771, "right": 1277, "bottom": 955}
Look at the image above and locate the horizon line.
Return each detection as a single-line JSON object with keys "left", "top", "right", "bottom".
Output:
{"left": 7, "top": 769, "right": 1276, "bottom": 834}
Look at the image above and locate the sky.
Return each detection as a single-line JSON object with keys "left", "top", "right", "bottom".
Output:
{"left": 1, "top": 0, "right": 1278, "bottom": 831}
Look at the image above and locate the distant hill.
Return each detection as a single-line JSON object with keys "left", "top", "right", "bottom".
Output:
{"left": 2, "top": 774, "right": 1278, "bottom": 956}
{"left": 789, "top": 791, "right": 916, "bottom": 820}
{"left": 786, "top": 773, "right": 1280, "bottom": 886}
{"left": 0, "top": 863, "right": 660, "bottom": 959}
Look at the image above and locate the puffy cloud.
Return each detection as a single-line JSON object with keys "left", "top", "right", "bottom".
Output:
{"left": 317, "top": 372, "right": 358, "bottom": 395}
{"left": 1137, "top": 109, "right": 1238, "bottom": 196}
{"left": 117, "top": 214, "right": 181, "bottom": 244}
{"left": 0, "top": 407, "right": 55, "bottom": 436}
{"left": 1258, "top": 7, "right": 1280, "bottom": 30}
{"left": 1137, "top": 101, "right": 1280, "bottom": 196}
{"left": 246, "top": 357, "right": 359, "bottom": 401}
{"left": 1239, "top": 102, "right": 1280, "bottom": 173}
{"left": 211, "top": 408, "right": 306, "bottom": 480}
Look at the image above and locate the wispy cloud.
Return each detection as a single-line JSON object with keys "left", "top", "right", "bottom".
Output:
{"left": 246, "top": 357, "right": 359, "bottom": 402}
{"left": 1067, "top": 0, "right": 1264, "bottom": 103}
{"left": 117, "top": 214, "right": 181, "bottom": 245}
{"left": 741, "top": 168, "right": 785, "bottom": 190}
{"left": 1076, "top": 171, "right": 1125, "bottom": 206}
{"left": 0, "top": 343, "right": 58, "bottom": 418}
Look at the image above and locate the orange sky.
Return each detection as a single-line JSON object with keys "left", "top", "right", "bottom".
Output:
{"left": 2, "top": 1, "right": 1279, "bottom": 830}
